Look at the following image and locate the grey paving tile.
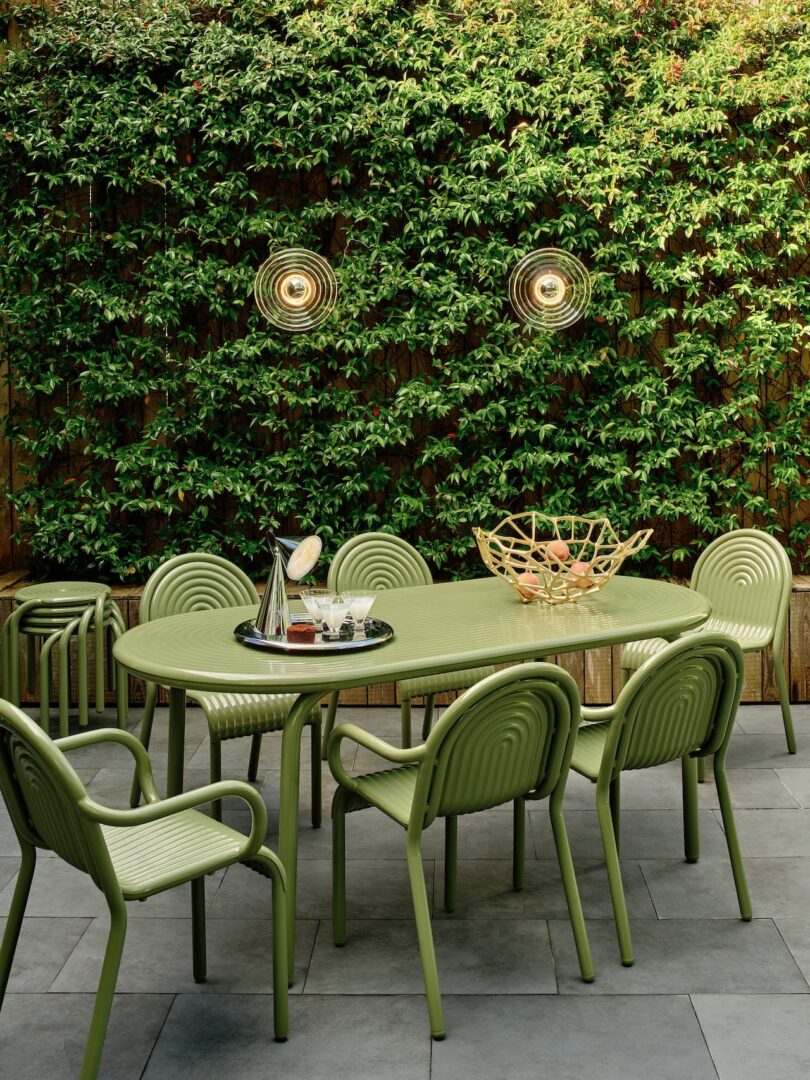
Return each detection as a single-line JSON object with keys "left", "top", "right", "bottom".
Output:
{"left": 692, "top": 994, "right": 810, "bottom": 1079}
{"left": 723, "top": 809, "right": 810, "bottom": 857}
{"left": 0, "top": 855, "right": 19, "bottom": 892}
{"left": 431, "top": 994, "right": 717, "bottom": 1080}
{"left": 143, "top": 993, "right": 430, "bottom": 1080}
{"left": 734, "top": 704, "right": 810, "bottom": 735}
{"left": 549, "top": 918, "right": 808, "bottom": 994}
{"left": 726, "top": 734, "right": 810, "bottom": 770}
{"left": 773, "top": 919, "right": 810, "bottom": 984}
{"left": 433, "top": 859, "right": 656, "bottom": 921}
{"left": 304, "top": 918, "right": 557, "bottom": 996}
{"left": 51, "top": 916, "right": 317, "bottom": 995}
{"left": 642, "top": 857, "right": 810, "bottom": 919}
{"left": 0, "top": 992, "right": 173, "bottom": 1080}
{"left": 530, "top": 808, "right": 730, "bottom": 860}
{"left": 0, "top": 856, "right": 225, "bottom": 918}
{"left": 210, "top": 858, "right": 434, "bottom": 920}
{"left": 0, "top": 917, "right": 89, "bottom": 992}
{"left": 774, "top": 768, "right": 810, "bottom": 808}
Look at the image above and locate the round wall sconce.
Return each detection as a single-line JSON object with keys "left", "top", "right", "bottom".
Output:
{"left": 254, "top": 248, "right": 338, "bottom": 331}
{"left": 508, "top": 248, "right": 591, "bottom": 331}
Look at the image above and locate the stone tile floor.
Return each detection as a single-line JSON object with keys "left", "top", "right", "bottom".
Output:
{"left": 2, "top": 702, "right": 810, "bottom": 1079}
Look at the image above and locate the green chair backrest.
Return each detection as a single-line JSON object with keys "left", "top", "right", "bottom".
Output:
{"left": 410, "top": 664, "right": 579, "bottom": 826}
{"left": 141, "top": 552, "right": 260, "bottom": 624}
{"left": 327, "top": 532, "right": 433, "bottom": 593}
{"left": 608, "top": 634, "right": 744, "bottom": 774}
{"left": 691, "top": 529, "right": 792, "bottom": 645}
{"left": 0, "top": 699, "right": 112, "bottom": 884}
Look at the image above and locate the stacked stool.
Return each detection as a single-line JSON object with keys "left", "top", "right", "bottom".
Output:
{"left": 1, "top": 581, "right": 128, "bottom": 736}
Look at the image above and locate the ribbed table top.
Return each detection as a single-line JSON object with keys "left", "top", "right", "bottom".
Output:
{"left": 113, "top": 576, "right": 710, "bottom": 695}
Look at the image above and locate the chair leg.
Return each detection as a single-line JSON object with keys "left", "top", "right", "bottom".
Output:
{"left": 444, "top": 816, "right": 457, "bottom": 912}
{"left": 774, "top": 648, "right": 797, "bottom": 754}
{"left": 401, "top": 696, "right": 412, "bottom": 749}
{"left": 0, "top": 844, "right": 36, "bottom": 1007}
{"left": 714, "top": 754, "right": 752, "bottom": 921}
{"left": 549, "top": 788, "right": 594, "bottom": 983}
{"left": 80, "top": 898, "right": 127, "bottom": 1080}
{"left": 111, "top": 637, "right": 128, "bottom": 732}
{"left": 245, "top": 849, "right": 289, "bottom": 1040}
{"left": 248, "top": 733, "right": 262, "bottom": 782}
{"left": 609, "top": 776, "right": 621, "bottom": 857}
{"left": 130, "top": 682, "right": 158, "bottom": 808}
{"left": 94, "top": 597, "right": 106, "bottom": 714}
{"left": 682, "top": 755, "right": 700, "bottom": 863}
{"left": 406, "top": 832, "right": 445, "bottom": 1040}
{"left": 26, "top": 634, "right": 37, "bottom": 697}
{"left": 191, "top": 877, "right": 207, "bottom": 983}
{"left": 596, "top": 780, "right": 634, "bottom": 966}
{"left": 332, "top": 789, "right": 348, "bottom": 946}
{"left": 209, "top": 740, "right": 223, "bottom": 822}
{"left": 697, "top": 756, "right": 707, "bottom": 783}
{"left": 513, "top": 797, "right": 525, "bottom": 892}
{"left": 310, "top": 721, "right": 322, "bottom": 829}
{"left": 39, "top": 630, "right": 60, "bottom": 731}
{"left": 321, "top": 690, "right": 339, "bottom": 760}
{"left": 58, "top": 623, "right": 75, "bottom": 738}
{"left": 77, "top": 609, "right": 92, "bottom": 728}
{"left": 421, "top": 694, "right": 436, "bottom": 742}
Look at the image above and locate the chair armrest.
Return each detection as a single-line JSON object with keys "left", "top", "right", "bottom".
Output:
{"left": 78, "top": 780, "right": 269, "bottom": 858}
{"left": 56, "top": 728, "right": 161, "bottom": 805}
{"left": 327, "top": 722, "right": 426, "bottom": 792}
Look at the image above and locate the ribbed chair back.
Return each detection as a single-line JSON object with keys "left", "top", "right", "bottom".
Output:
{"left": 0, "top": 701, "right": 111, "bottom": 883}
{"left": 612, "top": 635, "right": 743, "bottom": 775}
{"left": 327, "top": 532, "right": 432, "bottom": 592}
{"left": 416, "top": 665, "right": 578, "bottom": 827}
{"left": 141, "top": 552, "right": 259, "bottom": 623}
{"left": 691, "top": 529, "right": 792, "bottom": 649}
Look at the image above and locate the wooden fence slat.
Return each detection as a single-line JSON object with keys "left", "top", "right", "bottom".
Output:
{"left": 584, "top": 646, "right": 613, "bottom": 705}
{"left": 790, "top": 578, "right": 810, "bottom": 702}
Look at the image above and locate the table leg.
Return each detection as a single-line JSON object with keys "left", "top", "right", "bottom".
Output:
{"left": 166, "top": 687, "right": 187, "bottom": 798}
{"left": 279, "top": 691, "right": 328, "bottom": 975}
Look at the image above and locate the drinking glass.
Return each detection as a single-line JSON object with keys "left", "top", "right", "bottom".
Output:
{"left": 300, "top": 588, "right": 333, "bottom": 625}
{"left": 347, "top": 593, "right": 376, "bottom": 625}
{"left": 319, "top": 595, "right": 350, "bottom": 639}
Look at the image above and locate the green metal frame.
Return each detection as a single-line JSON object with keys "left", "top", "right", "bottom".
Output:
{"left": 322, "top": 532, "right": 495, "bottom": 755}
{"left": 327, "top": 663, "right": 594, "bottom": 1039}
{"left": 0, "top": 700, "right": 288, "bottom": 1079}
{"left": 129, "top": 552, "right": 321, "bottom": 824}
{"left": 573, "top": 633, "right": 751, "bottom": 966}
{"left": 620, "top": 529, "right": 796, "bottom": 756}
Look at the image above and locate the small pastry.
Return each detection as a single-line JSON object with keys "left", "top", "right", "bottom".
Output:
{"left": 287, "top": 623, "right": 317, "bottom": 644}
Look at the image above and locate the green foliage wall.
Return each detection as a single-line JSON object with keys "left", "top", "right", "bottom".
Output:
{"left": 1, "top": 0, "right": 808, "bottom": 580}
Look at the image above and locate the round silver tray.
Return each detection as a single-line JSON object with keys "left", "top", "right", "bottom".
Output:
{"left": 234, "top": 618, "right": 394, "bottom": 654}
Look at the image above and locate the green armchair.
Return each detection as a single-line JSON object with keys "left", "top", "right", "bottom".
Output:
{"left": 327, "top": 663, "right": 594, "bottom": 1039}
{"left": 572, "top": 633, "right": 752, "bottom": 967}
{"left": 0, "top": 700, "right": 288, "bottom": 1080}
{"left": 130, "top": 551, "right": 322, "bottom": 823}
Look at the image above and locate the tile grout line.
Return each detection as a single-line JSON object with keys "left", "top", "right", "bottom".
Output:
{"left": 687, "top": 994, "right": 722, "bottom": 1080}
{"left": 299, "top": 918, "right": 322, "bottom": 995}
{"left": 772, "top": 918, "right": 810, "bottom": 992}
{"left": 636, "top": 859, "right": 661, "bottom": 919}
{"left": 46, "top": 913, "right": 96, "bottom": 993}
{"left": 139, "top": 992, "right": 177, "bottom": 1079}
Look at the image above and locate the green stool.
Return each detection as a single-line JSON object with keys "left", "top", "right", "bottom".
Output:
{"left": 1, "top": 581, "right": 127, "bottom": 736}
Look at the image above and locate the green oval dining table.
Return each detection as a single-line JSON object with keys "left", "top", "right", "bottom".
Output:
{"left": 114, "top": 574, "right": 710, "bottom": 968}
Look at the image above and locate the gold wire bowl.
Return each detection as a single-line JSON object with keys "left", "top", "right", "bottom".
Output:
{"left": 473, "top": 513, "right": 652, "bottom": 605}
